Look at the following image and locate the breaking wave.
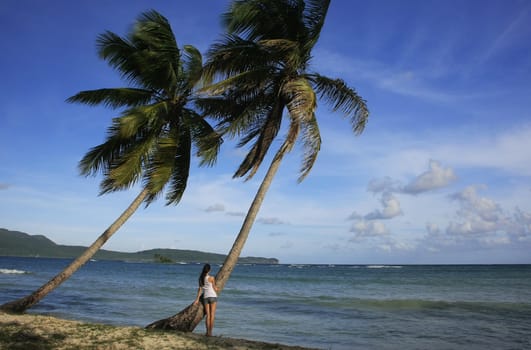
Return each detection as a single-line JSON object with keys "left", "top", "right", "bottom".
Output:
{"left": 0, "top": 268, "right": 29, "bottom": 274}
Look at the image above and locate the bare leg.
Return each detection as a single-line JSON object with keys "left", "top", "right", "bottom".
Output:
{"left": 204, "top": 303, "right": 211, "bottom": 335}
{"left": 209, "top": 302, "right": 217, "bottom": 336}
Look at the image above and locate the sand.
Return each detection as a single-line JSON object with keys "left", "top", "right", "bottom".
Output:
{"left": 0, "top": 312, "right": 316, "bottom": 350}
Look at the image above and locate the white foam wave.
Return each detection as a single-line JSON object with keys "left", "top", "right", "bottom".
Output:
{"left": 289, "top": 264, "right": 308, "bottom": 268}
{"left": 0, "top": 268, "right": 29, "bottom": 274}
{"left": 367, "top": 265, "right": 403, "bottom": 269}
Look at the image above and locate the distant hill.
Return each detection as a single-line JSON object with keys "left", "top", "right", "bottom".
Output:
{"left": 0, "top": 228, "right": 278, "bottom": 264}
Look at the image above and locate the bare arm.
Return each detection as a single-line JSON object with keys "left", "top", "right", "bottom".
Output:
{"left": 193, "top": 286, "right": 202, "bottom": 305}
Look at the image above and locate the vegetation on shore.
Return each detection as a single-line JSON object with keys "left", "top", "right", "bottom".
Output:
{"left": 0, "top": 229, "right": 279, "bottom": 265}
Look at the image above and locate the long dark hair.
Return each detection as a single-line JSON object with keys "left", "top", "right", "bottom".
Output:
{"left": 199, "top": 264, "right": 211, "bottom": 287}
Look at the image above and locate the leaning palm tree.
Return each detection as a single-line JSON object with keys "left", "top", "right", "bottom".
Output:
{"left": 1, "top": 10, "right": 220, "bottom": 314}
{"left": 146, "top": 0, "right": 369, "bottom": 332}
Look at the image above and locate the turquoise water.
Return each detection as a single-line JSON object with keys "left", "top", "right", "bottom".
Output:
{"left": 1, "top": 257, "right": 531, "bottom": 349}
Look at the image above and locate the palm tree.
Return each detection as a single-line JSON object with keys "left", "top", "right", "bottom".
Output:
{"left": 146, "top": 0, "right": 368, "bottom": 332}
{"left": 1, "top": 10, "right": 220, "bottom": 314}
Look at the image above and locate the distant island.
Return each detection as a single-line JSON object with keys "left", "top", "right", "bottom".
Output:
{"left": 0, "top": 228, "right": 278, "bottom": 265}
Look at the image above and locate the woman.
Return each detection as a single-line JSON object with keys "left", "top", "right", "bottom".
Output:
{"left": 193, "top": 263, "right": 218, "bottom": 336}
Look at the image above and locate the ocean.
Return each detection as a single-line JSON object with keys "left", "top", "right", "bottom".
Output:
{"left": 1, "top": 257, "right": 530, "bottom": 349}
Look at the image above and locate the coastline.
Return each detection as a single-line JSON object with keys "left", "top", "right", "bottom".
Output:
{"left": 0, "top": 312, "right": 316, "bottom": 350}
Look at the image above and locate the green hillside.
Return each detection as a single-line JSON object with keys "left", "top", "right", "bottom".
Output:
{"left": 0, "top": 228, "right": 278, "bottom": 264}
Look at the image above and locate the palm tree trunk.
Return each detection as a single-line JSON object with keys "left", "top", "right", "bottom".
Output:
{"left": 0, "top": 188, "right": 149, "bottom": 314}
{"left": 146, "top": 142, "right": 289, "bottom": 332}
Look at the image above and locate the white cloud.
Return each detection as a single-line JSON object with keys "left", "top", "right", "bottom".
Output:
{"left": 363, "top": 160, "right": 456, "bottom": 196}
{"left": 378, "top": 240, "right": 416, "bottom": 252}
{"left": 422, "top": 221, "right": 458, "bottom": 252}
{"left": 426, "top": 222, "right": 440, "bottom": 235}
{"left": 347, "top": 211, "right": 363, "bottom": 220}
{"left": 268, "top": 232, "right": 287, "bottom": 237}
{"left": 446, "top": 219, "right": 498, "bottom": 236}
{"left": 450, "top": 185, "right": 502, "bottom": 222}
{"left": 367, "top": 177, "right": 402, "bottom": 194}
{"left": 314, "top": 49, "right": 464, "bottom": 103}
{"left": 204, "top": 203, "right": 225, "bottom": 213}
{"left": 365, "top": 192, "right": 403, "bottom": 220}
{"left": 446, "top": 185, "right": 505, "bottom": 237}
{"left": 349, "top": 220, "right": 389, "bottom": 240}
{"left": 477, "top": 7, "right": 530, "bottom": 65}
{"left": 435, "top": 126, "right": 531, "bottom": 176}
{"left": 511, "top": 207, "right": 531, "bottom": 242}
{"left": 403, "top": 160, "right": 457, "bottom": 194}
{"left": 257, "top": 217, "right": 286, "bottom": 225}
{"left": 480, "top": 235, "right": 511, "bottom": 246}
{"left": 416, "top": 185, "right": 531, "bottom": 249}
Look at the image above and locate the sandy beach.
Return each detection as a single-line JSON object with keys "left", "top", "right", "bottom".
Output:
{"left": 0, "top": 312, "right": 315, "bottom": 350}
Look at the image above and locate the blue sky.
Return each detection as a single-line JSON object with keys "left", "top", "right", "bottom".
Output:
{"left": 1, "top": 0, "right": 530, "bottom": 264}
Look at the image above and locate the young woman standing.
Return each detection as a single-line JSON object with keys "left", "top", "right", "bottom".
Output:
{"left": 193, "top": 264, "right": 218, "bottom": 336}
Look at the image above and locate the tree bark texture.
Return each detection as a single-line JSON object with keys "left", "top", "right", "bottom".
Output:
{"left": 0, "top": 189, "right": 149, "bottom": 314}
{"left": 146, "top": 142, "right": 289, "bottom": 332}
{"left": 145, "top": 303, "right": 204, "bottom": 332}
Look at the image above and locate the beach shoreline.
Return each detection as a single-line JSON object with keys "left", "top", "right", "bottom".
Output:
{"left": 0, "top": 311, "right": 316, "bottom": 349}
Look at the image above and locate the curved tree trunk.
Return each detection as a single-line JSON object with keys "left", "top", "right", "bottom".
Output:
{"left": 146, "top": 143, "right": 289, "bottom": 332}
{"left": 0, "top": 188, "right": 149, "bottom": 314}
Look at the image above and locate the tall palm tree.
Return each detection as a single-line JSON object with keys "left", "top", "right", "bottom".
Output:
{"left": 1, "top": 10, "right": 220, "bottom": 314}
{"left": 146, "top": 0, "right": 368, "bottom": 332}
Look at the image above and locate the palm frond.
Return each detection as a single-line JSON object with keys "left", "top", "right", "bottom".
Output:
{"left": 142, "top": 129, "right": 180, "bottom": 205}
{"left": 302, "top": 0, "right": 331, "bottom": 53}
{"left": 281, "top": 77, "right": 320, "bottom": 181}
{"left": 116, "top": 102, "right": 170, "bottom": 139}
{"left": 258, "top": 38, "right": 298, "bottom": 52}
{"left": 215, "top": 88, "right": 275, "bottom": 143}
{"left": 283, "top": 118, "right": 302, "bottom": 156}
{"left": 133, "top": 10, "right": 181, "bottom": 86}
{"left": 78, "top": 138, "right": 123, "bottom": 177}
{"left": 104, "top": 126, "right": 160, "bottom": 191}
{"left": 99, "top": 130, "right": 158, "bottom": 194}
{"left": 225, "top": 0, "right": 309, "bottom": 42}
{"left": 204, "top": 35, "right": 275, "bottom": 82}
{"left": 258, "top": 38, "right": 301, "bottom": 68}
{"left": 234, "top": 101, "right": 284, "bottom": 180}
{"left": 234, "top": 111, "right": 267, "bottom": 148}
{"left": 97, "top": 10, "right": 181, "bottom": 93}
{"left": 220, "top": 101, "right": 269, "bottom": 139}
{"left": 163, "top": 127, "right": 191, "bottom": 205}
{"left": 66, "top": 88, "right": 154, "bottom": 109}
{"left": 201, "top": 67, "right": 272, "bottom": 96}
{"left": 195, "top": 95, "right": 266, "bottom": 140}
{"left": 96, "top": 31, "right": 143, "bottom": 87}
{"left": 194, "top": 96, "right": 242, "bottom": 121}
{"left": 308, "top": 73, "right": 369, "bottom": 134}
{"left": 223, "top": 0, "right": 271, "bottom": 39}
{"left": 182, "top": 45, "right": 203, "bottom": 90}
{"left": 80, "top": 102, "right": 167, "bottom": 191}
{"left": 283, "top": 78, "right": 317, "bottom": 124}
{"left": 182, "top": 109, "right": 222, "bottom": 167}
{"left": 298, "top": 113, "right": 321, "bottom": 182}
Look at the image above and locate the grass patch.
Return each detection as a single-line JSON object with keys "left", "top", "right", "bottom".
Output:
{"left": 0, "top": 321, "right": 66, "bottom": 350}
